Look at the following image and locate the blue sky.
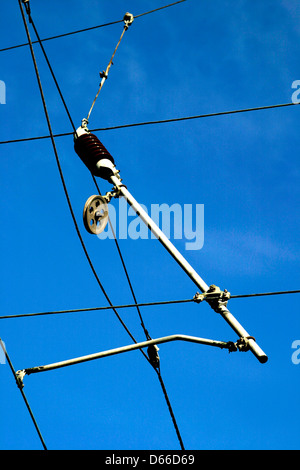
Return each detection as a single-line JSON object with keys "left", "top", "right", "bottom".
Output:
{"left": 0, "top": 0, "right": 299, "bottom": 450}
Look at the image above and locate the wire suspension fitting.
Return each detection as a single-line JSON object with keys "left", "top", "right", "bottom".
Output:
{"left": 73, "top": 116, "right": 268, "bottom": 365}
{"left": 193, "top": 285, "right": 231, "bottom": 312}
{"left": 22, "top": 0, "right": 32, "bottom": 21}
{"left": 85, "top": 12, "right": 134, "bottom": 125}
{"left": 74, "top": 124, "right": 116, "bottom": 181}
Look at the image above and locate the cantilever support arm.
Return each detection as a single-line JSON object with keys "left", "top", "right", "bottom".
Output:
{"left": 109, "top": 174, "right": 268, "bottom": 364}
{"left": 17, "top": 334, "right": 235, "bottom": 381}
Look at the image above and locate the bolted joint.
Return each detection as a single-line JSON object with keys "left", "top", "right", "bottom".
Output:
{"left": 236, "top": 336, "right": 256, "bottom": 352}
{"left": 226, "top": 341, "right": 238, "bottom": 353}
{"left": 123, "top": 12, "right": 134, "bottom": 30}
{"left": 16, "top": 369, "right": 26, "bottom": 389}
{"left": 22, "top": 0, "right": 32, "bottom": 22}
{"left": 147, "top": 344, "right": 160, "bottom": 369}
{"left": 193, "top": 292, "right": 205, "bottom": 304}
{"left": 204, "top": 285, "right": 231, "bottom": 313}
{"left": 99, "top": 70, "right": 108, "bottom": 80}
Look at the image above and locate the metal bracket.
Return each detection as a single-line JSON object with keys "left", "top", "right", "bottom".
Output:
{"left": 22, "top": 0, "right": 32, "bottom": 22}
{"left": 236, "top": 336, "right": 256, "bottom": 352}
{"left": 99, "top": 70, "right": 108, "bottom": 80}
{"left": 123, "top": 12, "right": 134, "bottom": 30}
{"left": 81, "top": 118, "right": 89, "bottom": 131}
{"left": 103, "top": 178, "right": 128, "bottom": 203}
{"left": 193, "top": 285, "right": 231, "bottom": 313}
{"left": 16, "top": 369, "right": 26, "bottom": 389}
{"left": 103, "top": 185, "right": 124, "bottom": 203}
{"left": 105, "top": 175, "right": 268, "bottom": 364}
{"left": 147, "top": 344, "right": 160, "bottom": 369}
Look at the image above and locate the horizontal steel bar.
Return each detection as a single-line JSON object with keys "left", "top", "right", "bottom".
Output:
{"left": 20, "top": 334, "right": 233, "bottom": 378}
{"left": 110, "top": 178, "right": 268, "bottom": 364}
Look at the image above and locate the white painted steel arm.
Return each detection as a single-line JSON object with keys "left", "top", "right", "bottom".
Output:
{"left": 110, "top": 175, "right": 268, "bottom": 364}
{"left": 19, "top": 334, "right": 233, "bottom": 378}
{"left": 110, "top": 175, "right": 209, "bottom": 293}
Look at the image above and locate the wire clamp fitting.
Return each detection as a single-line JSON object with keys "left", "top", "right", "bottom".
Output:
{"left": 204, "top": 285, "right": 231, "bottom": 313}
{"left": 22, "top": 0, "right": 32, "bottom": 22}
{"left": 16, "top": 369, "right": 26, "bottom": 389}
{"left": 193, "top": 292, "right": 205, "bottom": 304}
{"left": 227, "top": 342, "right": 238, "bottom": 354}
{"left": 99, "top": 70, "right": 108, "bottom": 80}
{"left": 123, "top": 12, "right": 134, "bottom": 30}
{"left": 193, "top": 286, "right": 231, "bottom": 312}
{"left": 147, "top": 344, "right": 160, "bottom": 369}
{"left": 81, "top": 118, "right": 89, "bottom": 129}
{"left": 236, "top": 336, "right": 256, "bottom": 352}
{"left": 103, "top": 186, "right": 122, "bottom": 203}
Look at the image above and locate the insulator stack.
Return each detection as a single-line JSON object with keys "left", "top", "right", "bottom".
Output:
{"left": 74, "top": 132, "right": 115, "bottom": 180}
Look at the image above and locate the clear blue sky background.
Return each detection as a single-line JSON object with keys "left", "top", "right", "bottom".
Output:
{"left": 0, "top": 0, "right": 299, "bottom": 450}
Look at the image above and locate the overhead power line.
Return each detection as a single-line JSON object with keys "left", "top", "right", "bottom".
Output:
{"left": 1, "top": 101, "right": 299, "bottom": 146}
{"left": 92, "top": 176, "right": 152, "bottom": 342}
{"left": 16, "top": 1, "right": 186, "bottom": 451}
{"left": 0, "top": 1, "right": 187, "bottom": 53}
{"left": 0, "top": 299, "right": 194, "bottom": 321}
{"left": 18, "top": 0, "right": 148, "bottom": 361}
{"left": 231, "top": 289, "right": 300, "bottom": 299}
{"left": 0, "top": 338, "right": 47, "bottom": 450}
{"left": 85, "top": 13, "right": 134, "bottom": 124}
{"left": 9, "top": 0, "right": 297, "bottom": 452}
{"left": 1, "top": 290, "right": 299, "bottom": 321}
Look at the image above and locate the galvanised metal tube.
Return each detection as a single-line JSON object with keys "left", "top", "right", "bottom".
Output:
{"left": 111, "top": 175, "right": 268, "bottom": 364}
{"left": 23, "top": 335, "right": 231, "bottom": 376}
{"left": 110, "top": 175, "right": 210, "bottom": 293}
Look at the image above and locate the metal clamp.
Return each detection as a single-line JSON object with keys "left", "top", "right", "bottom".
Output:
{"left": 193, "top": 285, "right": 231, "bottom": 313}
{"left": 99, "top": 70, "right": 108, "bottom": 80}
{"left": 103, "top": 183, "right": 127, "bottom": 203}
{"left": 147, "top": 344, "right": 160, "bottom": 369}
{"left": 16, "top": 369, "right": 26, "bottom": 389}
{"left": 22, "top": 0, "right": 33, "bottom": 23}
{"left": 236, "top": 336, "right": 256, "bottom": 352}
{"left": 123, "top": 12, "right": 134, "bottom": 30}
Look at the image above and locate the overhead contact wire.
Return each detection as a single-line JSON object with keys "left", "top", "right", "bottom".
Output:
{"left": 1, "top": 101, "right": 299, "bottom": 146}
{"left": 27, "top": 13, "right": 77, "bottom": 135}
{"left": 0, "top": 337, "right": 47, "bottom": 450}
{"left": 86, "top": 24, "right": 128, "bottom": 123}
{"left": 1, "top": 289, "right": 299, "bottom": 321}
{"left": 92, "top": 179, "right": 185, "bottom": 450}
{"left": 18, "top": 0, "right": 149, "bottom": 364}
{"left": 27, "top": 5, "right": 150, "bottom": 343}
{"left": 23, "top": 3, "right": 185, "bottom": 448}
{"left": 92, "top": 176, "right": 152, "bottom": 341}
{"left": 1, "top": 1, "right": 187, "bottom": 53}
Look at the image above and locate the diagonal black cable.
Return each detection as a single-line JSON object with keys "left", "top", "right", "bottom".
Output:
{"left": 0, "top": 18, "right": 123, "bottom": 53}
{"left": 1, "top": 1, "right": 187, "bottom": 53}
{"left": 18, "top": 0, "right": 148, "bottom": 362}
{"left": 0, "top": 338, "right": 47, "bottom": 450}
{"left": 0, "top": 299, "right": 194, "bottom": 321}
{"left": 19, "top": 1, "right": 185, "bottom": 450}
{"left": 1, "top": 289, "right": 299, "bottom": 321}
{"left": 26, "top": 12, "right": 77, "bottom": 135}
{"left": 1, "top": 101, "right": 299, "bottom": 146}
{"left": 24, "top": 2, "right": 153, "bottom": 350}
{"left": 92, "top": 176, "right": 152, "bottom": 341}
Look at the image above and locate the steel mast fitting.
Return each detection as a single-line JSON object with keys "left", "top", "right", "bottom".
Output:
{"left": 16, "top": 334, "right": 239, "bottom": 382}
{"left": 74, "top": 129, "right": 268, "bottom": 364}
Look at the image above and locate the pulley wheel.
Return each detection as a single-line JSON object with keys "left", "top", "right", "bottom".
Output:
{"left": 83, "top": 195, "right": 109, "bottom": 235}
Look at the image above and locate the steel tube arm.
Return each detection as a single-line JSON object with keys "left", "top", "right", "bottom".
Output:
{"left": 110, "top": 175, "right": 209, "bottom": 293}
{"left": 110, "top": 175, "right": 268, "bottom": 364}
{"left": 19, "top": 334, "right": 232, "bottom": 378}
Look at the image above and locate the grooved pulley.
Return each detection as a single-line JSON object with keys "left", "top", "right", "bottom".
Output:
{"left": 83, "top": 195, "right": 109, "bottom": 235}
